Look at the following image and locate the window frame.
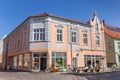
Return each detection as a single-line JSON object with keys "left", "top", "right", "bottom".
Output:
{"left": 56, "top": 28, "right": 63, "bottom": 42}
{"left": 83, "top": 32, "right": 88, "bottom": 45}
{"left": 96, "top": 35, "right": 100, "bottom": 46}
{"left": 33, "top": 28, "right": 45, "bottom": 41}
{"left": 71, "top": 31, "right": 77, "bottom": 43}
{"left": 118, "top": 42, "right": 120, "bottom": 49}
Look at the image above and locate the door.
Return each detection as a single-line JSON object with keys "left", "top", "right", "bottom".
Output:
{"left": 33, "top": 58, "right": 40, "bottom": 71}
{"left": 40, "top": 58, "right": 47, "bottom": 70}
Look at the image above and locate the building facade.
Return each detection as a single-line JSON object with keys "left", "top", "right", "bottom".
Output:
{"left": 0, "top": 35, "right": 6, "bottom": 68}
{"left": 3, "top": 13, "right": 106, "bottom": 71}
{"left": 103, "top": 21, "right": 120, "bottom": 67}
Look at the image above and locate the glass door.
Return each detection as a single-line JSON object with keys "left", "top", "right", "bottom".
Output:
{"left": 33, "top": 58, "right": 40, "bottom": 72}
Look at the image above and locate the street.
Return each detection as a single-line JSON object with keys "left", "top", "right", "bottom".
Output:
{"left": 0, "top": 70, "right": 120, "bottom": 80}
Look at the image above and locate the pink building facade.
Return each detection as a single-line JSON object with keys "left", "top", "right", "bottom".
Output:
{"left": 3, "top": 13, "right": 106, "bottom": 71}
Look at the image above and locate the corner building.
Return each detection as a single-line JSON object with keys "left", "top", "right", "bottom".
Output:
{"left": 3, "top": 13, "right": 106, "bottom": 71}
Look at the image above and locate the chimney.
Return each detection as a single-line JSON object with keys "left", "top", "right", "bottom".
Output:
{"left": 103, "top": 20, "right": 106, "bottom": 27}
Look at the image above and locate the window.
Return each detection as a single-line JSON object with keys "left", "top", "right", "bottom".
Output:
{"left": 24, "top": 54, "right": 30, "bottom": 69}
{"left": 96, "top": 36, "right": 100, "bottom": 46}
{"left": 57, "top": 29, "right": 63, "bottom": 42}
{"left": 118, "top": 42, "right": 120, "bottom": 49}
{"left": 34, "top": 28, "right": 45, "bottom": 41}
{"left": 96, "top": 23, "right": 99, "bottom": 31}
{"left": 52, "top": 52, "right": 66, "bottom": 70}
{"left": 84, "top": 55, "right": 102, "bottom": 67}
{"left": 24, "top": 32, "right": 26, "bottom": 44}
{"left": 13, "top": 56, "right": 17, "bottom": 69}
{"left": 108, "top": 42, "right": 112, "bottom": 49}
{"left": 83, "top": 33, "right": 88, "bottom": 45}
{"left": 18, "top": 55, "right": 23, "bottom": 68}
{"left": 71, "top": 31, "right": 76, "bottom": 43}
{"left": 118, "top": 55, "right": 120, "bottom": 62}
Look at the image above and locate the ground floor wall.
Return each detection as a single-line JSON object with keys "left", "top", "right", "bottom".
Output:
{"left": 0, "top": 54, "right": 2, "bottom": 68}
{"left": 4, "top": 49, "right": 106, "bottom": 72}
{"left": 106, "top": 51, "right": 116, "bottom": 67}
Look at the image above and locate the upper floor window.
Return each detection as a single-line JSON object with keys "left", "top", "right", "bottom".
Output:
{"left": 108, "top": 42, "right": 113, "bottom": 49}
{"left": 96, "top": 23, "right": 99, "bottom": 31}
{"left": 24, "top": 32, "right": 26, "bottom": 44}
{"left": 57, "top": 28, "right": 63, "bottom": 42}
{"left": 34, "top": 28, "right": 45, "bottom": 41}
{"left": 83, "top": 33, "right": 88, "bottom": 45}
{"left": 96, "top": 36, "right": 100, "bottom": 46}
{"left": 118, "top": 42, "right": 120, "bottom": 49}
{"left": 71, "top": 31, "right": 76, "bottom": 43}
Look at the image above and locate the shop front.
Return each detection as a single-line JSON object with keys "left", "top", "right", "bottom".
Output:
{"left": 84, "top": 55, "right": 102, "bottom": 68}
{"left": 32, "top": 52, "right": 47, "bottom": 72}
{"left": 51, "top": 52, "right": 67, "bottom": 71}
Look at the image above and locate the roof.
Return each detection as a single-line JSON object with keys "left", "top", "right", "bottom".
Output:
{"left": 30, "top": 12, "right": 91, "bottom": 26}
{"left": 106, "top": 25, "right": 120, "bottom": 32}
{"left": 104, "top": 24, "right": 120, "bottom": 39}
{"left": 5, "top": 12, "right": 91, "bottom": 39}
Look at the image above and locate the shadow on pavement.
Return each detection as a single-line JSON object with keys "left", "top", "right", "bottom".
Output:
{"left": 61, "top": 71, "right": 120, "bottom": 80}
{"left": 0, "top": 69, "right": 30, "bottom": 72}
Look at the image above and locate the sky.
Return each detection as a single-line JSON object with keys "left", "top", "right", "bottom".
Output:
{"left": 0, "top": 0, "right": 120, "bottom": 38}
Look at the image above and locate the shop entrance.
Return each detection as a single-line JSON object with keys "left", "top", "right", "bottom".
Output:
{"left": 40, "top": 58, "right": 47, "bottom": 70}
{"left": 32, "top": 53, "right": 47, "bottom": 71}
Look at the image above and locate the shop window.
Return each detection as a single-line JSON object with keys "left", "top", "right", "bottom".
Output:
{"left": 24, "top": 54, "right": 30, "bottom": 69}
{"left": 84, "top": 55, "right": 102, "bottom": 67}
{"left": 52, "top": 52, "right": 66, "bottom": 70}
{"left": 18, "top": 55, "right": 23, "bottom": 68}
{"left": 13, "top": 56, "right": 17, "bottom": 69}
{"left": 72, "top": 58, "right": 77, "bottom": 68}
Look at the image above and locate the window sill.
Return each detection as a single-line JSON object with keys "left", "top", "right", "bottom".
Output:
{"left": 56, "top": 41, "right": 64, "bottom": 44}
{"left": 96, "top": 45, "right": 100, "bottom": 47}
{"left": 69, "top": 42, "right": 80, "bottom": 45}
{"left": 84, "top": 44, "right": 88, "bottom": 46}
{"left": 30, "top": 41, "right": 49, "bottom": 43}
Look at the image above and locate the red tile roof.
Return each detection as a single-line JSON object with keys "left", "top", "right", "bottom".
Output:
{"left": 103, "top": 20, "right": 120, "bottom": 39}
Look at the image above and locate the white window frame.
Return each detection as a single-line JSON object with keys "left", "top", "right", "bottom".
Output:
{"left": 96, "top": 23, "right": 99, "bottom": 31}
{"left": 83, "top": 32, "right": 88, "bottom": 45}
{"left": 96, "top": 35, "right": 100, "bottom": 46}
{"left": 71, "top": 31, "right": 77, "bottom": 43}
{"left": 56, "top": 28, "right": 63, "bottom": 42}
{"left": 118, "top": 42, "right": 120, "bottom": 49}
{"left": 33, "top": 28, "right": 45, "bottom": 41}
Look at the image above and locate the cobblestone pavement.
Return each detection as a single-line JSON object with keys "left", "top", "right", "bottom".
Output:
{"left": 0, "top": 71, "right": 87, "bottom": 80}
{"left": 67, "top": 71, "right": 120, "bottom": 80}
{"left": 0, "top": 70, "right": 120, "bottom": 80}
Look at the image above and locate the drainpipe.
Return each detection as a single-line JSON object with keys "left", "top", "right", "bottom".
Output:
{"left": 102, "top": 20, "right": 107, "bottom": 68}
{"left": 70, "top": 22, "right": 73, "bottom": 68}
{"left": 90, "top": 26, "right": 93, "bottom": 50}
